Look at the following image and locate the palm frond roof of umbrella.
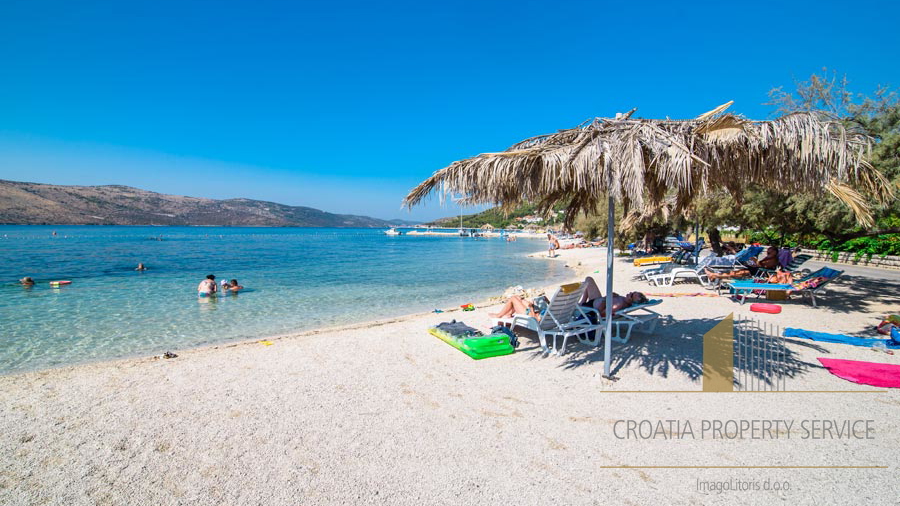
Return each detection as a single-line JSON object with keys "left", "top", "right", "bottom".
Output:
{"left": 403, "top": 102, "right": 893, "bottom": 227}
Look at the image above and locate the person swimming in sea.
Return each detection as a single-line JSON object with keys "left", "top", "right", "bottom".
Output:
{"left": 136, "top": 263, "right": 147, "bottom": 271}
{"left": 19, "top": 277, "right": 35, "bottom": 286}
{"left": 198, "top": 274, "right": 217, "bottom": 297}
{"left": 225, "top": 279, "right": 243, "bottom": 293}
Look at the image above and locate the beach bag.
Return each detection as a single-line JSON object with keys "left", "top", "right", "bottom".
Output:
{"left": 876, "top": 315, "right": 900, "bottom": 336}
{"left": 751, "top": 278, "right": 769, "bottom": 296}
{"left": 490, "top": 325, "right": 518, "bottom": 348}
{"left": 572, "top": 304, "right": 600, "bottom": 342}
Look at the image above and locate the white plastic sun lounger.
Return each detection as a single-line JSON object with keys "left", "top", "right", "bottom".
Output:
{"left": 577, "top": 299, "right": 663, "bottom": 346}
{"left": 491, "top": 282, "right": 598, "bottom": 355}
{"left": 646, "top": 255, "right": 723, "bottom": 287}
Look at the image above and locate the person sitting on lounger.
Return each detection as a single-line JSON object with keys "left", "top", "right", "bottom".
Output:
{"left": 489, "top": 295, "right": 543, "bottom": 320}
{"left": 759, "top": 246, "right": 780, "bottom": 270}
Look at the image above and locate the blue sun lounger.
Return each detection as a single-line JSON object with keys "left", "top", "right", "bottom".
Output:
{"left": 725, "top": 266, "right": 843, "bottom": 306}
{"left": 727, "top": 281, "right": 793, "bottom": 304}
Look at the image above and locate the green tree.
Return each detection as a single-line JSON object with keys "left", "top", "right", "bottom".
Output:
{"left": 695, "top": 69, "right": 899, "bottom": 251}
{"left": 764, "top": 69, "right": 899, "bottom": 240}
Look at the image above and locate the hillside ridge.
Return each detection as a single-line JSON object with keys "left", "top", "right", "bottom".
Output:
{"left": 0, "top": 179, "right": 418, "bottom": 227}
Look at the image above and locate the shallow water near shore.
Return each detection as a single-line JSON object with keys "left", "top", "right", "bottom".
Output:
{"left": 0, "top": 226, "right": 568, "bottom": 374}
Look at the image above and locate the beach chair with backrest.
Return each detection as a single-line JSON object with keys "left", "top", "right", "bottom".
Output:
{"left": 753, "top": 253, "right": 814, "bottom": 280}
{"left": 577, "top": 299, "right": 663, "bottom": 346}
{"left": 792, "top": 266, "right": 843, "bottom": 306}
{"left": 646, "top": 246, "right": 764, "bottom": 288}
{"left": 491, "top": 282, "right": 597, "bottom": 356}
{"left": 645, "top": 254, "right": 730, "bottom": 287}
{"left": 634, "top": 249, "right": 695, "bottom": 280}
{"left": 723, "top": 267, "right": 844, "bottom": 306}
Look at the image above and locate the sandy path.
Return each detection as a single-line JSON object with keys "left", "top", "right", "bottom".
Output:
{"left": 2, "top": 248, "right": 898, "bottom": 505}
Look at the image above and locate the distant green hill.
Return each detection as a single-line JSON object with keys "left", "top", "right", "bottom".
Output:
{"left": 426, "top": 203, "right": 566, "bottom": 229}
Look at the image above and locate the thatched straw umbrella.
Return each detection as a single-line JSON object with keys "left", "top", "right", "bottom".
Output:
{"left": 403, "top": 102, "right": 893, "bottom": 378}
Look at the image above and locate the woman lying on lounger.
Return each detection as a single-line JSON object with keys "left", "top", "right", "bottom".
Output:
{"left": 579, "top": 276, "right": 648, "bottom": 317}
{"left": 491, "top": 277, "right": 648, "bottom": 320}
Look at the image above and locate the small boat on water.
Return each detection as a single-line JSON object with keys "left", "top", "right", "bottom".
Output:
{"left": 384, "top": 227, "right": 403, "bottom": 236}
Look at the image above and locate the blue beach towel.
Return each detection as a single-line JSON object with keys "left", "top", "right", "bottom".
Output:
{"left": 729, "top": 281, "right": 793, "bottom": 290}
{"left": 783, "top": 328, "right": 900, "bottom": 349}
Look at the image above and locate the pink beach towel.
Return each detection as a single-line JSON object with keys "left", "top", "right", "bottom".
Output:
{"left": 818, "top": 358, "right": 900, "bottom": 389}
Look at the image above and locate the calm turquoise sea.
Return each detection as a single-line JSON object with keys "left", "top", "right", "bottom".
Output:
{"left": 0, "top": 226, "right": 567, "bottom": 374}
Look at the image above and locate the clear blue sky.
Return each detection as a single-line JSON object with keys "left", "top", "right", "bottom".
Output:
{"left": 1, "top": 0, "right": 898, "bottom": 221}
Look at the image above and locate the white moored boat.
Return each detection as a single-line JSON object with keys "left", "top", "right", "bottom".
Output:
{"left": 384, "top": 227, "right": 403, "bottom": 236}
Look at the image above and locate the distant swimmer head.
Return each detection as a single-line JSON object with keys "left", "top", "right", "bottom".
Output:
{"left": 19, "top": 277, "right": 34, "bottom": 286}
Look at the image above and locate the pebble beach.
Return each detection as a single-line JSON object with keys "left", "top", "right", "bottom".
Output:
{"left": 2, "top": 248, "right": 898, "bottom": 505}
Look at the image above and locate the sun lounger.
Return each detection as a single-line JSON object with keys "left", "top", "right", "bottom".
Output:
{"left": 753, "top": 253, "right": 814, "bottom": 279}
{"left": 664, "top": 247, "right": 770, "bottom": 289}
{"left": 726, "top": 281, "right": 793, "bottom": 304}
{"left": 577, "top": 299, "right": 663, "bottom": 346}
{"left": 643, "top": 255, "right": 710, "bottom": 285}
{"left": 645, "top": 255, "right": 733, "bottom": 287}
{"left": 491, "top": 282, "right": 598, "bottom": 355}
{"left": 645, "top": 245, "right": 767, "bottom": 287}
{"left": 633, "top": 256, "right": 673, "bottom": 267}
{"left": 634, "top": 249, "right": 696, "bottom": 280}
{"left": 723, "top": 267, "right": 843, "bottom": 306}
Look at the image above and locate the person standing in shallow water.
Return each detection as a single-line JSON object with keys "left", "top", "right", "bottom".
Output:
{"left": 547, "top": 234, "right": 560, "bottom": 258}
{"left": 197, "top": 274, "right": 217, "bottom": 297}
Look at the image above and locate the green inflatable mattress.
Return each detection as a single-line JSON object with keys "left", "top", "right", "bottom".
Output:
{"left": 428, "top": 326, "right": 515, "bottom": 360}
